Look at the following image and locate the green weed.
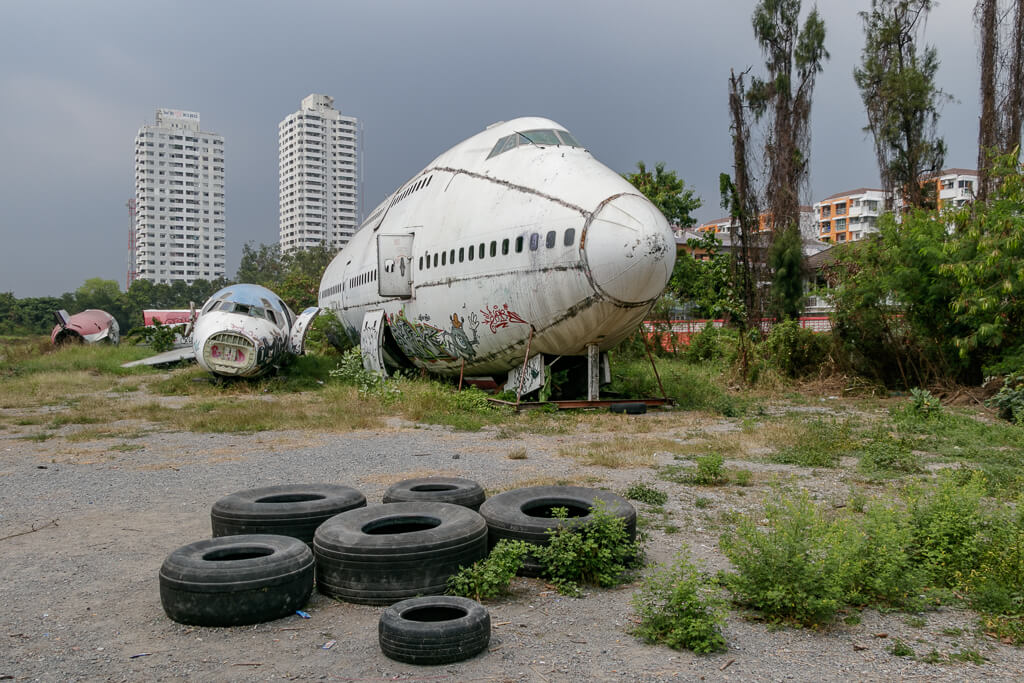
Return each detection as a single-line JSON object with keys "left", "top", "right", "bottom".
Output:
{"left": 631, "top": 550, "right": 728, "bottom": 654}
{"left": 624, "top": 482, "right": 668, "bottom": 505}
{"left": 447, "top": 539, "right": 531, "bottom": 601}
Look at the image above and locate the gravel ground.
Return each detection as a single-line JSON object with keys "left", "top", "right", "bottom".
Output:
{"left": 1, "top": 402, "right": 1021, "bottom": 682}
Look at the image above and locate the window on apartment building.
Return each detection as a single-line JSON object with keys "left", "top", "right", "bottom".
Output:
{"left": 820, "top": 221, "right": 831, "bottom": 232}
{"left": 821, "top": 206, "right": 831, "bottom": 217}
{"left": 835, "top": 202, "right": 846, "bottom": 215}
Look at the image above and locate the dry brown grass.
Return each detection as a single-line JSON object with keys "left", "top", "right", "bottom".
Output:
{"left": 558, "top": 436, "right": 687, "bottom": 468}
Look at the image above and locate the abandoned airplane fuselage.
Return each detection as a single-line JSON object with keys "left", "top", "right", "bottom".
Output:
{"left": 319, "top": 117, "right": 675, "bottom": 378}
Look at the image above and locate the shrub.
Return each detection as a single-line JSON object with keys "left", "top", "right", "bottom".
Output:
{"left": 988, "top": 372, "right": 1024, "bottom": 425}
{"left": 719, "top": 491, "right": 846, "bottom": 626}
{"left": 684, "top": 325, "right": 733, "bottom": 363}
{"left": 909, "top": 387, "right": 942, "bottom": 418}
{"left": 691, "top": 453, "right": 726, "bottom": 485}
{"left": 534, "top": 502, "right": 639, "bottom": 595}
{"left": 631, "top": 550, "right": 727, "bottom": 654}
{"left": 447, "top": 539, "right": 531, "bottom": 601}
{"left": 624, "top": 482, "right": 668, "bottom": 505}
{"left": 839, "top": 502, "right": 928, "bottom": 609}
{"left": 968, "top": 495, "right": 1024, "bottom": 616}
{"left": 763, "top": 320, "right": 830, "bottom": 378}
{"left": 906, "top": 470, "right": 987, "bottom": 588}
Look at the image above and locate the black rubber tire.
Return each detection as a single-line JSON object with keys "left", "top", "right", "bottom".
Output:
{"left": 378, "top": 595, "right": 490, "bottom": 665}
{"left": 477, "top": 485, "right": 637, "bottom": 576}
{"left": 313, "top": 502, "right": 488, "bottom": 605}
{"left": 383, "top": 477, "right": 486, "bottom": 510}
{"left": 211, "top": 484, "right": 366, "bottom": 545}
{"left": 159, "top": 534, "right": 314, "bottom": 627}
{"left": 609, "top": 401, "right": 647, "bottom": 414}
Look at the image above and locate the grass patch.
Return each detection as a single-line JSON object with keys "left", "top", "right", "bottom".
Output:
{"left": 560, "top": 436, "right": 684, "bottom": 468}
{"left": 608, "top": 356, "right": 746, "bottom": 416}
{"left": 769, "top": 418, "right": 855, "bottom": 468}
{"left": 624, "top": 482, "right": 668, "bottom": 505}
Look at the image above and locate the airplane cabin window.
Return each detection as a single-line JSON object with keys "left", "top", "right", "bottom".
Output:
{"left": 442, "top": 252, "right": 446, "bottom": 266}
{"left": 501, "top": 238, "right": 509, "bottom": 255}
{"left": 564, "top": 228, "right": 576, "bottom": 246}
{"left": 546, "top": 231, "right": 556, "bottom": 248}
{"left": 419, "top": 256, "right": 423, "bottom": 270}
{"left": 529, "top": 233, "right": 539, "bottom": 251}
{"left": 515, "top": 235, "right": 524, "bottom": 253}
{"left": 490, "top": 241, "right": 497, "bottom": 257}
{"left": 433, "top": 253, "right": 438, "bottom": 268}
{"left": 458, "top": 247, "right": 464, "bottom": 262}
{"left": 450, "top": 249, "right": 455, "bottom": 264}
{"left": 478, "top": 243, "right": 485, "bottom": 259}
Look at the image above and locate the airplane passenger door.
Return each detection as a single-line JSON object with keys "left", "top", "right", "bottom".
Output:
{"left": 377, "top": 233, "right": 414, "bottom": 298}
{"left": 360, "top": 310, "right": 387, "bottom": 376}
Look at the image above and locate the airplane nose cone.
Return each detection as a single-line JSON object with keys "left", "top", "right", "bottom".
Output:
{"left": 584, "top": 194, "right": 676, "bottom": 304}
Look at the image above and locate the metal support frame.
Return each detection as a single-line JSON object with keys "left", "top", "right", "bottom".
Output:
{"left": 515, "top": 328, "right": 534, "bottom": 408}
{"left": 587, "top": 343, "right": 600, "bottom": 401}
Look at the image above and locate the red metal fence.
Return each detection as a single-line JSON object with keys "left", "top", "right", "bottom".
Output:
{"left": 643, "top": 316, "right": 832, "bottom": 351}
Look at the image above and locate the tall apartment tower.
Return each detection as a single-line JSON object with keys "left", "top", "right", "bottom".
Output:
{"left": 132, "top": 109, "right": 225, "bottom": 285}
{"left": 278, "top": 94, "right": 361, "bottom": 254}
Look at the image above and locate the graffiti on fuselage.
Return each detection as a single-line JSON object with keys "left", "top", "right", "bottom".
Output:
{"left": 481, "top": 303, "right": 528, "bottom": 333}
{"left": 385, "top": 308, "right": 483, "bottom": 363}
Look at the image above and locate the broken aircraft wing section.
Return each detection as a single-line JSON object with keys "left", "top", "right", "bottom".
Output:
{"left": 122, "top": 347, "right": 197, "bottom": 368}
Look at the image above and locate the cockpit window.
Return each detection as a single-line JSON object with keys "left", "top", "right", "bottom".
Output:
{"left": 487, "top": 129, "right": 582, "bottom": 159}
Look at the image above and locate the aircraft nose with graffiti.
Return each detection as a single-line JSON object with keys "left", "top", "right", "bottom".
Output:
{"left": 125, "top": 284, "right": 320, "bottom": 378}
{"left": 318, "top": 116, "right": 676, "bottom": 397}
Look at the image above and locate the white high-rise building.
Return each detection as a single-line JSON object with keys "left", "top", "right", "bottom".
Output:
{"left": 133, "top": 109, "right": 225, "bottom": 285}
{"left": 278, "top": 94, "right": 361, "bottom": 254}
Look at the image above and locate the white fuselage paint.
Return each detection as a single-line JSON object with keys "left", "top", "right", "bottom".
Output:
{"left": 318, "top": 117, "right": 675, "bottom": 377}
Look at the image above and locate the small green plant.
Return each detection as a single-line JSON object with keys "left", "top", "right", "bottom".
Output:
{"left": 980, "top": 614, "right": 1024, "bottom": 645}
{"left": 330, "top": 347, "right": 393, "bottom": 398}
{"left": 691, "top": 453, "right": 725, "bottom": 485}
{"left": 631, "top": 550, "right": 727, "bottom": 654}
{"left": 888, "top": 638, "right": 915, "bottom": 657}
{"left": 948, "top": 649, "right": 985, "bottom": 665}
{"left": 843, "top": 613, "right": 862, "bottom": 625}
{"left": 907, "top": 470, "right": 987, "bottom": 588}
{"left": 534, "top": 502, "right": 639, "bottom": 595}
{"left": 694, "top": 497, "right": 712, "bottom": 509}
{"left": 909, "top": 387, "right": 943, "bottom": 418}
{"left": 732, "top": 469, "right": 753, "bottom": 487}
{"left": 625, "top": 482, "right": 668, "bottom": 505}
{"left": 446, "top": 539, "right": 531, "bottom": 601}
{"left": 921, "top": 649, "right": 944, "bottom": 664}
{"left": 905, "top": 616, "right": 927, "bottom": 628}
{"left": 988, "top": 372, "right": 1024, "bottom": 424}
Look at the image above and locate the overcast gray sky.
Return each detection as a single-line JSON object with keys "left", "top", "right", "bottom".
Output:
{"left": 0, "top": 0, "right": 981, "bottom": 297}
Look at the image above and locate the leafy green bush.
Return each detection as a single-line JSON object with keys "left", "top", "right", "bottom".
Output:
{"left": 305, "top": 309, "right": 350, "bottom": 356}
{"left": 968, "top": 496, "right": 1024, "bottom": 616}
{"left": 624, "top": 482, "right": 668, "bottom": 505}
{"left": 909, "top": 387, "right": 942, "bottom": 418}
{"left": 988, "top": 372, "right": 1024, "bottom": 425}
{"left": 534, "top": 502, "right": 639, "bottom": 595}
{"left": 447, "top": 539, "right": 531, "bottom": 601}
{"left": 763, "top": 320, "right": 830, "bottom": 378}
{"left": 719, "top": 491, "right": 847, "bottom": 625}
{"left": 839, "top": 502, "right": 928, "bottom": 609}
{"left": 906, "top": 470, "right": 987, "bottom": 588}
{"left": 631, "top": 550, "right": 727, "bottom": 653}
{"left": 691, "top": 453, "right": 726, "bottom": 485}
{"left": 684, "top": 325, "right": 734, "bottom": 363}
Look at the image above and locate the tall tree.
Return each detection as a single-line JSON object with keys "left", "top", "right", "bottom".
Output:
{"left": 747, "top": 0, "right": 828, "bottom": 235}
{"left": 975, "top": 0, "right": 1024, "bottom": 201}
{"left": 854, "top": 0, "right": 948, "bottom": 210}
{"left": 747, "top": 0, "right": 827, "bottom": 320}
{"left": 623, "top": 161, "right": 702, "bottom": 227}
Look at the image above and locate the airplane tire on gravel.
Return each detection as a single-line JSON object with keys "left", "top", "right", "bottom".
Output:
{"left": 159, "top": 534, "right": 314, "bottom": 627}
{"left": 313, "top": 502, "right": 488, "bottom": 605}
{"left": 378, "top": 595, "right": 490, "bottom": 665}
{"left": 382, "top": 477, "right": 486, "bottom": 510}
{"left": 477, "top": 485, "right": 637, "bottom": 576}
{"left": 211, "top": 484, "right": 366, "bottom": 545}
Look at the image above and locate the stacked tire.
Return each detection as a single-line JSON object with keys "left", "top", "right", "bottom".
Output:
{"left": 383, "top": 476, "right": 486, "bottom": 510}
{"left": 314, "top": 502, "right": 488, "bottom": 605}
{"left": 211, "top": 484, "right": 366, "bottom": 545}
